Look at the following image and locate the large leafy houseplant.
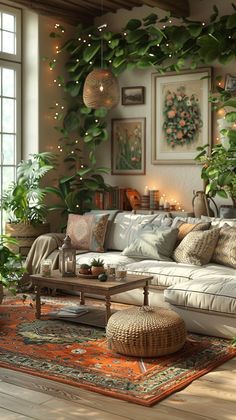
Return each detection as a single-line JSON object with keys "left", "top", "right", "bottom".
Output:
{"left": 2, "top": 152, "right": 55, "bottom": 224}
{"left": 195, "top": 87, "right": 236, "bottom": 209}
{"left": 0, "top": 235, "right": 25, "bottom": 302}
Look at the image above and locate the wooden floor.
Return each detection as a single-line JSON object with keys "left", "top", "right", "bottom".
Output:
{"left": 0, "top": 358, "right": 235, "bottom": 419}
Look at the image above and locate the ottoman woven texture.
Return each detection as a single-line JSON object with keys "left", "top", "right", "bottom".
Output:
{"left": 106, "top": 306, "right": 186, "bottom": 357}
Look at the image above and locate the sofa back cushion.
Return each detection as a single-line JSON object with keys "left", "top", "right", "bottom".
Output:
{"left": 201, "top": 215, "right": 236, "bottom": 228}
{"left": 106, "top": 212, "right": 157, "bottom": 251}
{"left": 211, "top": 225, "right": 236, "bottom": 268}
{"left": 121, "top": 225, "right": 178, "bottom": 261}
{"left": 173, "top": 228, "right": 220, "bottom": 266}
{"left": 66, "top": 213, "right": 109, "bottom": 252}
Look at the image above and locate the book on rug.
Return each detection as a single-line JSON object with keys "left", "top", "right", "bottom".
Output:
{"left": 49, "top": 306, "right": 89, "bottom": 318}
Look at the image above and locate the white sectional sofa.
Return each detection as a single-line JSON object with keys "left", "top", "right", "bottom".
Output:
{"left": 27, "top": 211, "right": 236, "bottom": 339}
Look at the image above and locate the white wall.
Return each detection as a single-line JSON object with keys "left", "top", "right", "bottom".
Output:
{"left": 94, "top": 0, "right": 234, "bottom": 212}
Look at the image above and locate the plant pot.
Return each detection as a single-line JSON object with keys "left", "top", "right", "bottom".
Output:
{"left": 91, "top": 266, "right": 105, "bottom": 276}
{"left": 219, "top": 205, "right": 236, "bottom": 219}
{"left": 5, "top": 222, "right": 50, "bottom": 257}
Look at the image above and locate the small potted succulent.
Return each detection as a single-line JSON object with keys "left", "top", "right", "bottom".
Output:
{"left": 90, "top": 258, "right": 105, "bottom": 276}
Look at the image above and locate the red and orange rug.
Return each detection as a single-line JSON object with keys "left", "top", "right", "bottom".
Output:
{"left": 0, "top": 295, "right": 235, "bottom": 407}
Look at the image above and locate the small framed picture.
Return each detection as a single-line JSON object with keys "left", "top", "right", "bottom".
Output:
{"left": 121, "top": 86, "right": 145, "bottom": 105}
{"left": 225, "top": 74, "right": 236, "bottom": 92}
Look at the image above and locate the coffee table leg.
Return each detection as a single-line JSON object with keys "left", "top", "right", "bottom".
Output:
{"left": 80, "top": 291, "right": 85, "bottom": 305}
{"left": 143, "top": 282, "right": 149, "bottom": 306}
{"left": 105, "top": 295, "right": 111, "bottom": 324}
{"left": 35, "top": 286, "right": 41, "bottom": 319}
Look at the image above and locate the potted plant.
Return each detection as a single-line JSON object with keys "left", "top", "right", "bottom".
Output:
{"left": 90, "top": 258, "right": 105, "bottom": 276}
{"left": 195, "top": 87, "right": 236, "bottom": 218}
{"left": 0, "top": 235, "right": 25, "bottom": 303}
{"left": 1, "top": 152, "right": 55, "bottom": 256}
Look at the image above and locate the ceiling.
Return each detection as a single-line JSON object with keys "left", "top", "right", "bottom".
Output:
{"left": 10, "top": 0, "right": 189, "bottom": 25}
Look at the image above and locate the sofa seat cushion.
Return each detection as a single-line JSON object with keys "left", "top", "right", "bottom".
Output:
{"left": 125, "top": 260, "right": 236, "bottom": 287}
{"left": 164, "top": 276, "right": 236, "bottom": 316}
{"left": 76, "top": 251, "right": 137, "bottom": 267}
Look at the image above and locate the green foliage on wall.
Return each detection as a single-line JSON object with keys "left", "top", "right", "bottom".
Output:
{"left": 49, "top": 5, "right": 236, "bottom": 165}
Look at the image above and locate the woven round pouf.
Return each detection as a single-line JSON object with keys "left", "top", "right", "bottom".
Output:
{"left": 106, "top": 306, "right": 186, "bottom": 357}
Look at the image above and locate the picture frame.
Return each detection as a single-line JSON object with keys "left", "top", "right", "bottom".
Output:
{"left": 121, "top": 86, "right": 145, "bottom": 105}
{"left": 224, "top": 74, "right": 236, "bottom": 92}
{"left": 151, "top": 68, "right": 212, "bottom": 165}
{"left": 111, "top": 118, "right": 146, "bottom": 175}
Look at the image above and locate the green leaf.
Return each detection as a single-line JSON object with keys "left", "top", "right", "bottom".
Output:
{"left": 228, "top": 129, "right": 236, "bottom": 141}
{"left": 197, "top": 34, "right": 220, "bottom": 62}
{"left": 125, "top": 19, "right": 142, "bottom": 31}
{"left": 112, "top": 56, "right": 126, "bottom": 68}
{"left": 127, "top": 29, "right": 147, "bottom": 44}
{"left": 83, "top": 179, "right": 99, "bottom": 190}
{"left": 170, "top": 27, "right": 191, "bottom": 49}
{"left": 63, "top": 111, "right": 80, "bottom": 132}
{"left": 80, "top": 106, "right": 92, "bottom": 115}
{"left": 65, "top": 81, "right": 80, "bottom": 97}
{"left": 222, "top": 99, "right": 236, "bottom": 108}
{"left": 148, "top": 26, "right": 164, "bottom": 44}
{"left": 143, "top": 13, "right": 158, "bottom": 26}
{"left": 83, "top": 43, "right": 100, "bottom": 63}
{"left": 77, "top": 167, "right": 92, "bottom": 176}
{"left": 216, "top": 189, "right": 228, "bottom": 198}
{"left": 94, "top": 107, "right": 107, "bottom": 118}
{"left": 84, "top": 134, "right": 94, "bottom": 143}
{"left": 225, "top": 112, "right": 236, "bottom": 122}
{"left": 226, "top": 13, "right": 236, "bottom": 29}
{"left": 188, "top": 24, "right": 202, "bottom": 38}
{"left": 109, "top": 39, "right": 120, "bottom": 49}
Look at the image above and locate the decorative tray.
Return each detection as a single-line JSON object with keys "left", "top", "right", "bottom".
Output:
{"left": 77, "top": 273, "right": 98, "bottom": 279}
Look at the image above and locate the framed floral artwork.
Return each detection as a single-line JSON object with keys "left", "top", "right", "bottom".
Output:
{"left": 151, "top": 68, "right": 212, "bottom": 164}
{"left": 111, "top": 118, "right": 146, "bottom": 175}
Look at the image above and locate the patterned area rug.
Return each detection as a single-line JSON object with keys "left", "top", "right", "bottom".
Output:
{"left": 0, "top": 296, "right": 235, "bottom": 407}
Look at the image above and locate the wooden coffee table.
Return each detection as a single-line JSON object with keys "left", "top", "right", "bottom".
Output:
{"left": 30, "top": 270, "right": 153, "bottom": 326}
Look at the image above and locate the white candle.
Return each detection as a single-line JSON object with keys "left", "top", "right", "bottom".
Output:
{"left": 144, "top": 186, "right": 149, "bottom": 195}
{"left": 159, "top": 196, "right": 165, "bottom": 207}
{"left": 65, "top": 258, "right": 73, "bottom": 272}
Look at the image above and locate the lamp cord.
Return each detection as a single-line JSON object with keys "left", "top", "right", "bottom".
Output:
{"left": 101, "top": 0, "right": 104, "bottom": 69}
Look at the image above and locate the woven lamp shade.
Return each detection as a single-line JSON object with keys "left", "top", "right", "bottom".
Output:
{"left": 83, "top": 69, "right": 120, "bottom": 109}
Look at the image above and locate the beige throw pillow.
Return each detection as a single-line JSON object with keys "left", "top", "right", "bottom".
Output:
{"left": 173, "top": 228, "right": 220, "bottom": 266}
{"left": 211, "top": 226, "right": 236, "bottom": 268}
{"left": 66, "top": 213, "right": 109, "bottom": 252}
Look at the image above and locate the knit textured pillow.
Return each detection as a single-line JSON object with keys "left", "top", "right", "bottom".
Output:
{"left": 66, "top": 213, "right": 109, "bottom": 252}
{"left": 211, "top": 226, "right": 236, "bottom": 268}
{"left": 173, "top": 228, "right": 220, "bottom": 266}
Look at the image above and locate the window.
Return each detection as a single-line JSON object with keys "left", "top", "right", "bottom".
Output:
{"left": 0, "top": 4, "right": 21, "bottom": 232}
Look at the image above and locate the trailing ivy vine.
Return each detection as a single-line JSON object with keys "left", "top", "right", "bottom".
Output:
{"left": 47, "top": 4, "right": 236, "bottom": 215}
{"left": 49, "top": 4, "right": 236, "bottom": 166}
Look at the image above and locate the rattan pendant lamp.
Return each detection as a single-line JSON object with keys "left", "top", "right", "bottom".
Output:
{"left": 83, "top": 3, "right": 119, "bottom": 109}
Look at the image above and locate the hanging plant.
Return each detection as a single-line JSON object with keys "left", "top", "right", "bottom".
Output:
{"left": 48, "top": 5, "right": 236, "bottom": 163}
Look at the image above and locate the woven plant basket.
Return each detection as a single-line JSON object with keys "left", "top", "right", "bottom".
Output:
{"left": 106, "top": 306, "right": 186, "bottom": 357}
{"left": 5, "top": 222, "right": 50, "bottom": 257}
